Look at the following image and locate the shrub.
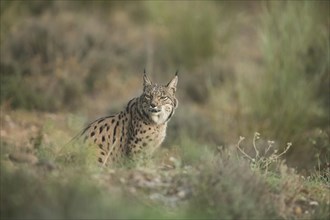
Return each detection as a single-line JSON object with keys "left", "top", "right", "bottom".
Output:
{"left": 186, "top": 148, "right": 279, "bottom": 219}
{"left": 239, "top": 1, "right": 329, "bottom": 160}
{"left": 0, "top": 3, "right": 147, "bottom": 111}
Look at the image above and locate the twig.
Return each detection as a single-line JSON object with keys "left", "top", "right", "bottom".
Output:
{"left": 265, "top": 140, "right": 274, "bottom": 155}
{"left": 253, "top": 132, "right": 260, "bottom": 160}
{"left": 236, "top": 136, "right": 254, "bottom": 162}
{"left": 275, "top": 142, "right": 292, "bottom": 158}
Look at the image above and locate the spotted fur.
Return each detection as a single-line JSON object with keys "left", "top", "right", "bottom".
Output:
{"left": 79, "top": 72, "right": 178, "bottom": 166}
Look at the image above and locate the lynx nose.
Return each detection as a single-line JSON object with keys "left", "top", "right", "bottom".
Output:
{"left": 149, "top": 102, "right": 160, "bottom": 113}
{"left": 150, "top": 103, "right": 157, "bottom": 108}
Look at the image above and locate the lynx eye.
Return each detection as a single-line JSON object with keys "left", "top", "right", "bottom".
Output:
{"left": 145, "top": 95, "right": 151, "bottom": 100}
{"left": 161, "top": 96, "right": 168, "bottom": 101}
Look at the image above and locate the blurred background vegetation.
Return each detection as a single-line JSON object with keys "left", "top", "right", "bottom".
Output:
{"left": 1, "top": 0, "right": 328, "bottom": 171}
{"left": 0, "top": 1, "right": 329, "bottom": 219}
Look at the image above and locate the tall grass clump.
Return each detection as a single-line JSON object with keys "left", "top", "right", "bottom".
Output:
{"left": 185, "top": 148, "right": 279, "bottom": 219}
{"left": 146, "top": 1, "right": 219, "bottom": 68}
{"left": 243, "top": 2, "right": 329, "bottom": 149}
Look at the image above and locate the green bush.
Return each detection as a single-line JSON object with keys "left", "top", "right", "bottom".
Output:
{"left": 186, "top": 149, "right": 279, "bottom": 219}
{"left": 241, "top": 1, "right": 329, "bottom": 149}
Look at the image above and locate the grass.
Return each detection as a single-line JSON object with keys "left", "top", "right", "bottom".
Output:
{"left": 1, "top": 163, "right": 174, "bottom": 219}
{"left": 146, "top": 1, "right": 218, "bottom": 68}
{"left": 227, "top": 1, "right": 330, "bottom": 172}
{"left": 241, "top": 1, "right": 329, "bottom": 148}
{"left": 1, "top": 110, "right": 329, "bottom": 219}
{"left": 186, "top": 149, "right": 279, "bottom": 219}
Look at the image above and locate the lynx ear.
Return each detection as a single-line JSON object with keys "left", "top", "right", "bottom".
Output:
{"left": 166, "top": 72, "right": 178, "bottom": 93}
{"left": 143, "top": 69, "right": 152, "bottom": 87}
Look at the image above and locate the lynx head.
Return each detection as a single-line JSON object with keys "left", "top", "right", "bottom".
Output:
{"left": 139, "top": 71, "right": 178, "bottom": 125}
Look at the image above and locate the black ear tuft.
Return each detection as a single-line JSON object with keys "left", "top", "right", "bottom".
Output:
{"left": 143, "top": 71, "right": 152, "bottom": 87}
